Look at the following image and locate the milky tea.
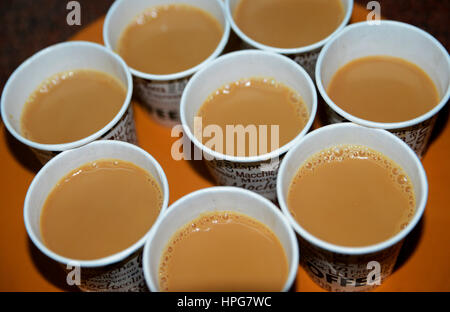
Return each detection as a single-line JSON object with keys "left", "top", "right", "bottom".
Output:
{"left": 40, "top": 159, "right": 163, "bottom": 260}
{"left": 288, "top": 145, "right": 415, "bottom": 247}
{"left": 117, "top": 4, "right": 223, "bottom": 75}
{"left": 197, "top": 77, "right": 309, "bottom": 157}
{"left": 158, "top": 211, "right": 288, "bottom": 291}
{"left": 21, "top": 70, "right": 126, "bottom": 144}
{"left": 327, "top": 56, "right": 439, "bottom": 123}
{"left": 234, "top": 0, "right": 345, "bottom": 48}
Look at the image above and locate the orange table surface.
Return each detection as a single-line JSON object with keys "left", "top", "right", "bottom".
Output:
{"left": 0, "top": 5, "right": 449, "bottom": 292}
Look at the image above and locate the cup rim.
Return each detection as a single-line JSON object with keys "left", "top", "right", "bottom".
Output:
{"left": 103, "top": 0, "right": 231, "bottom": 81}
{"left": 180, "top": 49, "right": 318, "bottom": 163}
{"left": 315, "top": 20, "right": 450, "bottom": 130}
{"left": 23, "top": 140, "right": 170, "bottom": 268}
{"left": 142, "top": 186, "right": 299, "bottom": 292}
{"left": 224, "top": 0, "right": 354, "bottom": 55}
{"left": 277, "top": 122, "right": 428, "bottom": 256}
{"left": 0, "top": 41, "right": 134, "bottom": 152}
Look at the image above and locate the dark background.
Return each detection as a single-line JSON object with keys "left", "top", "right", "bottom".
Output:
{"left": 1, "top": 0, "right": 449, "bottom": 94}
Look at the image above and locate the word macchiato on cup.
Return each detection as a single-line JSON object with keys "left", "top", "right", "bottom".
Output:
{"left": 104, "top": 0, "right": 230, "bottom": 127}
{"left": 316, "top": 21, "right": 450, "bottom": 158}
{"left": 179, "top": 50, "right": 317, "bottom": 201}
{"left": 1, "top": 41, "right": 136, "bottom": 164}
{"left": 24, "top": 141, "right": 169, "bottom": 292}
{"left": 143, "top": 187, "right": 298, "bottom": 292}
{"left": 277, "top": 123, "right": 427, "bottom": 292}
{"left": 225, "top": 0, "right": 353, "bottom": 77}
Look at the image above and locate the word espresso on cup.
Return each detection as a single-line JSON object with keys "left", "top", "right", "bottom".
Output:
{"left": 1, "top": 41, "right": 137, "bottom": 164}
{"left": 180, "top": 51, "right": 317, "bottom": 201}
{"left": 104, "top": 0, "right": 230, "bottom": 127}
{"left": 142, "top": 187, "right": 299, "bottom": 292}
{"left": 24, "top": 141, "right": 169, "bottom": 292}
{"left": 277, "top": 123, "right": 427, "bottom": 292}
{"left": 225, "top": 0, "right": 353, "bottom": 77}
{"left": 316, "top": 21, "right": 450, "bottom": 158}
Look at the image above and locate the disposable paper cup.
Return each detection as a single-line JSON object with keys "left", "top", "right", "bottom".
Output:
{"left": 225, "top": 0, "right": 353, "bottom": 78}
{"left": 104, "top": 0, "right": 230, "bottom": 127}
{"left": 316, "top": 21, "right": 450, "bottom": 158}
{"left": 180, "top": 50, "right": 317, "bottom": 202}
{"left": 0, "top": 41, "right": 136, "bottom": 165}
{"left": 277, "top": 123, "right": 428, "bottom": 292}
{"left": 24, "top": 140, "right": 169, "bottom": 292}
{"left": 142, "top": 187, "right": 299, "bottom": 292}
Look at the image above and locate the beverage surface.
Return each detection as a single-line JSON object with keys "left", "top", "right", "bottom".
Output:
{"left": 327, "top": 56, "right": 439, "bottom": 123}
{"left": 288, "top": 145, "right": 416, "bottom": 247}
{"left": 40, "top": 159, "right": 163, "bottom": 260}
{"left": 118, "top": 4, "right": 223, "bottom": 75}
{"left": 21, "top": 70, "right": 126, "bottom": 144}
{"left": 159, "top": 211, "right": 289, "bottom": 291}
{"left": 234, "top": 0, "right": 345, "bottom": 48}
{"left": 197, "top": 77, "right": 309, "bottom": 157}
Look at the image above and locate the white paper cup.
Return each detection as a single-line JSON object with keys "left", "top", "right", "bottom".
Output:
{"left": 277, "top": 123, "right": 428, "bottom": 292}
{"left": 316, "top": 21, "right": 450, "bottom": 158}
{"left": 180, "top": 50, "right": 317, "bottom": 202}
{"left": 142, "top": 186, "right": 298, "bottom": 292}
{"left": 24, "top": 140, "right": 169, "bottom": 292}
{"left": 0, "top": 41, "right": 136, "bottom": 165}
{"left": 225, "top": 0, "right": 353, "bottom": 78}
{"left": 103, "top": 0, "right": 230, "bottom": 127}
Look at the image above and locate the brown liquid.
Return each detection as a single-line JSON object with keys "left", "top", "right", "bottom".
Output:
{"left": 234, "top": 0, "right": 344, "bottom": 48}
{"left": 21, "top": 70, "right": 126, "bottom": 144}
{"left": 327, "top": 56, "right": 439, "bottom": 123}
{"left": 40, "top": 159, "right": 163, "bottom": 260}
{"left": 159, "top": 211, "right": 288, "bottom": 292}
{"left": 288, "top": 145, "right": 415, "bottom": 247}
{"left": 197, "top": 77, "right": 309, "bottom": 157}
{"left": 118, "top": 4, "right": 223, "bottom": 75}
